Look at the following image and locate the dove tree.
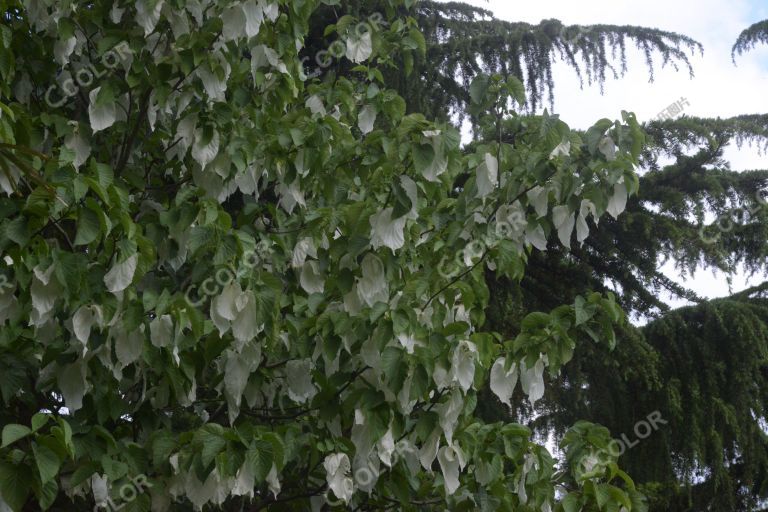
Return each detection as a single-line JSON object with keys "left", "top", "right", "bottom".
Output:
{"left": 0, "top": 0, "right": 651, "bottom": 511}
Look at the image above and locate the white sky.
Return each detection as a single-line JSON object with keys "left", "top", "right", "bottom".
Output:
{"left": 444, "top": 0, "right": 768, "bottom": 306}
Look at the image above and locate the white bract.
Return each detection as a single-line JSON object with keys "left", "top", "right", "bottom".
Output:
{"left": 136, "top": 0, "right": 165, "bottom": 35}
{"left": 358, "top": 105, "right": 377, "bottom": 134}
{"left": 490, "top": 357, "right": 518, "bottom": 407}
{"left": 356, "top": 253, "right": 389, "bottom": 307}
{"left": 88, "top": 87, "right": 116, "bottom": 133}
{"left": 103, "top": 253, "right": 138, "bottom": 294}
{"left": 437, "top": 445, "right": 466, "bottom": 495}
{"left": 323, "top": 453, "right": 354, "bottom": 503}
{"left": 607, "top": 180, "right": 628, "bottom": 219}
{"left": 549, "top": 140, "right": 571, "bottom": 159}
{"left": 450, "top": 340, "right": 477, "bottom": 392}
{"left": 285, "top": 359, "right": 317, "bottom": 404}
{"left": 346, "top": 32, "right": 373, "bottom": 63}
{"left": 476, "top": 153, "right": 498, "bottom": 198}
{"left": 192, "top": 128, "right": 220, "bottom": 168}
{"left": 300, "top": 260, "right": 325, "bottom": 294}
{"left": 369, "top": 208, "right": 406, "bottom": 252}
{"left": 552, "top": 205, "right": 576, "bottom": 249}
{"left": 520, "top": 358, "right": 547, "bottom": 406}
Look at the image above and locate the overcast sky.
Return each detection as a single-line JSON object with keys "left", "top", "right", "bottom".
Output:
{"left": 443, "top": 0, "right": 768, "bottom": 306}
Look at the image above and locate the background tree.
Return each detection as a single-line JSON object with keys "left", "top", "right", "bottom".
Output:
{"left": 304, "top": 1, "right": 702, "bottom": 121}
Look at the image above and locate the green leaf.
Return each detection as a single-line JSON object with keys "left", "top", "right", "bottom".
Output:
{"left": 585, "top": 119, "right": 614, "bottom": 154}
{"left": 1, "top": 424, "right": 31, "bottom": 448}
{"left": 74, "top": 206, "right": 101, "bottom": 245}
{"left": 409, "top": 28, "right": 427, "bottom": 56}
{"left": 246, "top": 441, "right": 273, "bottom": 483}
{"left": 100, "top": 456, "right": 129, "bottom": 481}
{"left": 4, "top": 217, "right": 29, "bottom": 246}
{"left": 412, "top": 143, "right": 435, "bottom": 176}
{"left": 391, "top": 181, "right": 413, "bottom": 219}
{"left": 505, "top": 76, "right": 526, "bottom": 105}
{"left": 69, "top": 462, "right": 98, "bottom": 488}
{"left": 561, "top": 494, "right": 581, "bottom": 512}
{"left": 36, "top": 479, "right": 58, "bottom": 511}
{"left": 56, "top": 418, "right": 73, "bottom": 453}
{"left": 197, "top": 425, "right": 227, "bottom": 467}
{"left": 32, "top": 443, "right": 61, "bottom": 484}
{"left": 31, "top": 414, "right": 50, "bottom": 432}
{"left": 0, "top": 461, "right": 32, "bottom": 511}
{"left": 594, "top": 483, "right": 611, "bottom": 508}
{"left": 469, "top": 74, "right": 491, "bottom": 105}
{"left": 150, "top": 431, "right": 177, "bottom": 468}
{"left": 574, "top": 296, "right": 591, "bottom": 326}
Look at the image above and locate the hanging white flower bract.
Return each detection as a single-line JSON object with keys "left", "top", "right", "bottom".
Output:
{"left": 607, "top": 180, "right": 628, "bottom": 219}
{"left": 520, "top": 357, "right": 546, "bottom": 406}
{"left": 285, "top": 359, "right": 317, "bottom": 404}
{"left": 356, "top": 253, "right": 389, "bottom": 307}
{"left": 358, "top": 105, "right": 377, "bottom": 135}
{"left": 300, "top": 260, "right": 325, "bottom": 294}
{"left": 345, "top": 31, "right": 372, "bottom": 63}
{"left": 88, "top": 87, "right": 117, "bottom": 133}
{"left": 490, "top": 357, "right": 518, "bottom": 407}
{"left": 369, "top": 207, "right": 406, "bottom": 252}
{"left": 437, "top": 444, "right": 466, "bottom": 495}
{"left": 450, "top": 340, "right": 477, "bottom": 392}
{"left": 191, "top": 127, "right": 220, "bottom": 168}
{"left": 549, "top": 140, "right": 571, "bottom": 160}
{"left": 323, "top": 453, "right": 354, "bottom": 503}
{"left": 103, "top": 253, "right": 138, "bottom": 294}
{"left": 552, "top": 205, "right": 575, "bottom": 249}
{"left": 136, "top": 0, "right": 165, "bottom": 36}
{"left": 476, "top": 153, "right": 498, "bottom": 198}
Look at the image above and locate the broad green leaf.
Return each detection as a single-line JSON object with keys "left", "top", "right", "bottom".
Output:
{"left": 74, "top": 206, "right": 101, "bottom": 245}
{"left": 32, "top": 443, "right": 60, "bottom": 484}
{"left": 1, "top": 424, "right": 31, "bottom": 448}
{"left": 0, "top": 462, "right": 32, "bottom": 512}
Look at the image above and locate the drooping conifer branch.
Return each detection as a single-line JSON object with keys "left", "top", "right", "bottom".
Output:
{"left": 733, "top": 19, "right": 768, "bottom": 60}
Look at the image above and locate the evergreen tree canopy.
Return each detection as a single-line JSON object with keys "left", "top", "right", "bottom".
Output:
{"left": 411, "top": 1, "right": 701, "bottom": 119}
{"left": 733, "top": 19, "right": 768, "bottom": 60}
{"left": 303, "top": 1, "right": 702, "bottom": 121}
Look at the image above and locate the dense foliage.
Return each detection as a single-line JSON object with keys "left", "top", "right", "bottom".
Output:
{"left": 0, "top": 1, "right": 659, "bottom": 511}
